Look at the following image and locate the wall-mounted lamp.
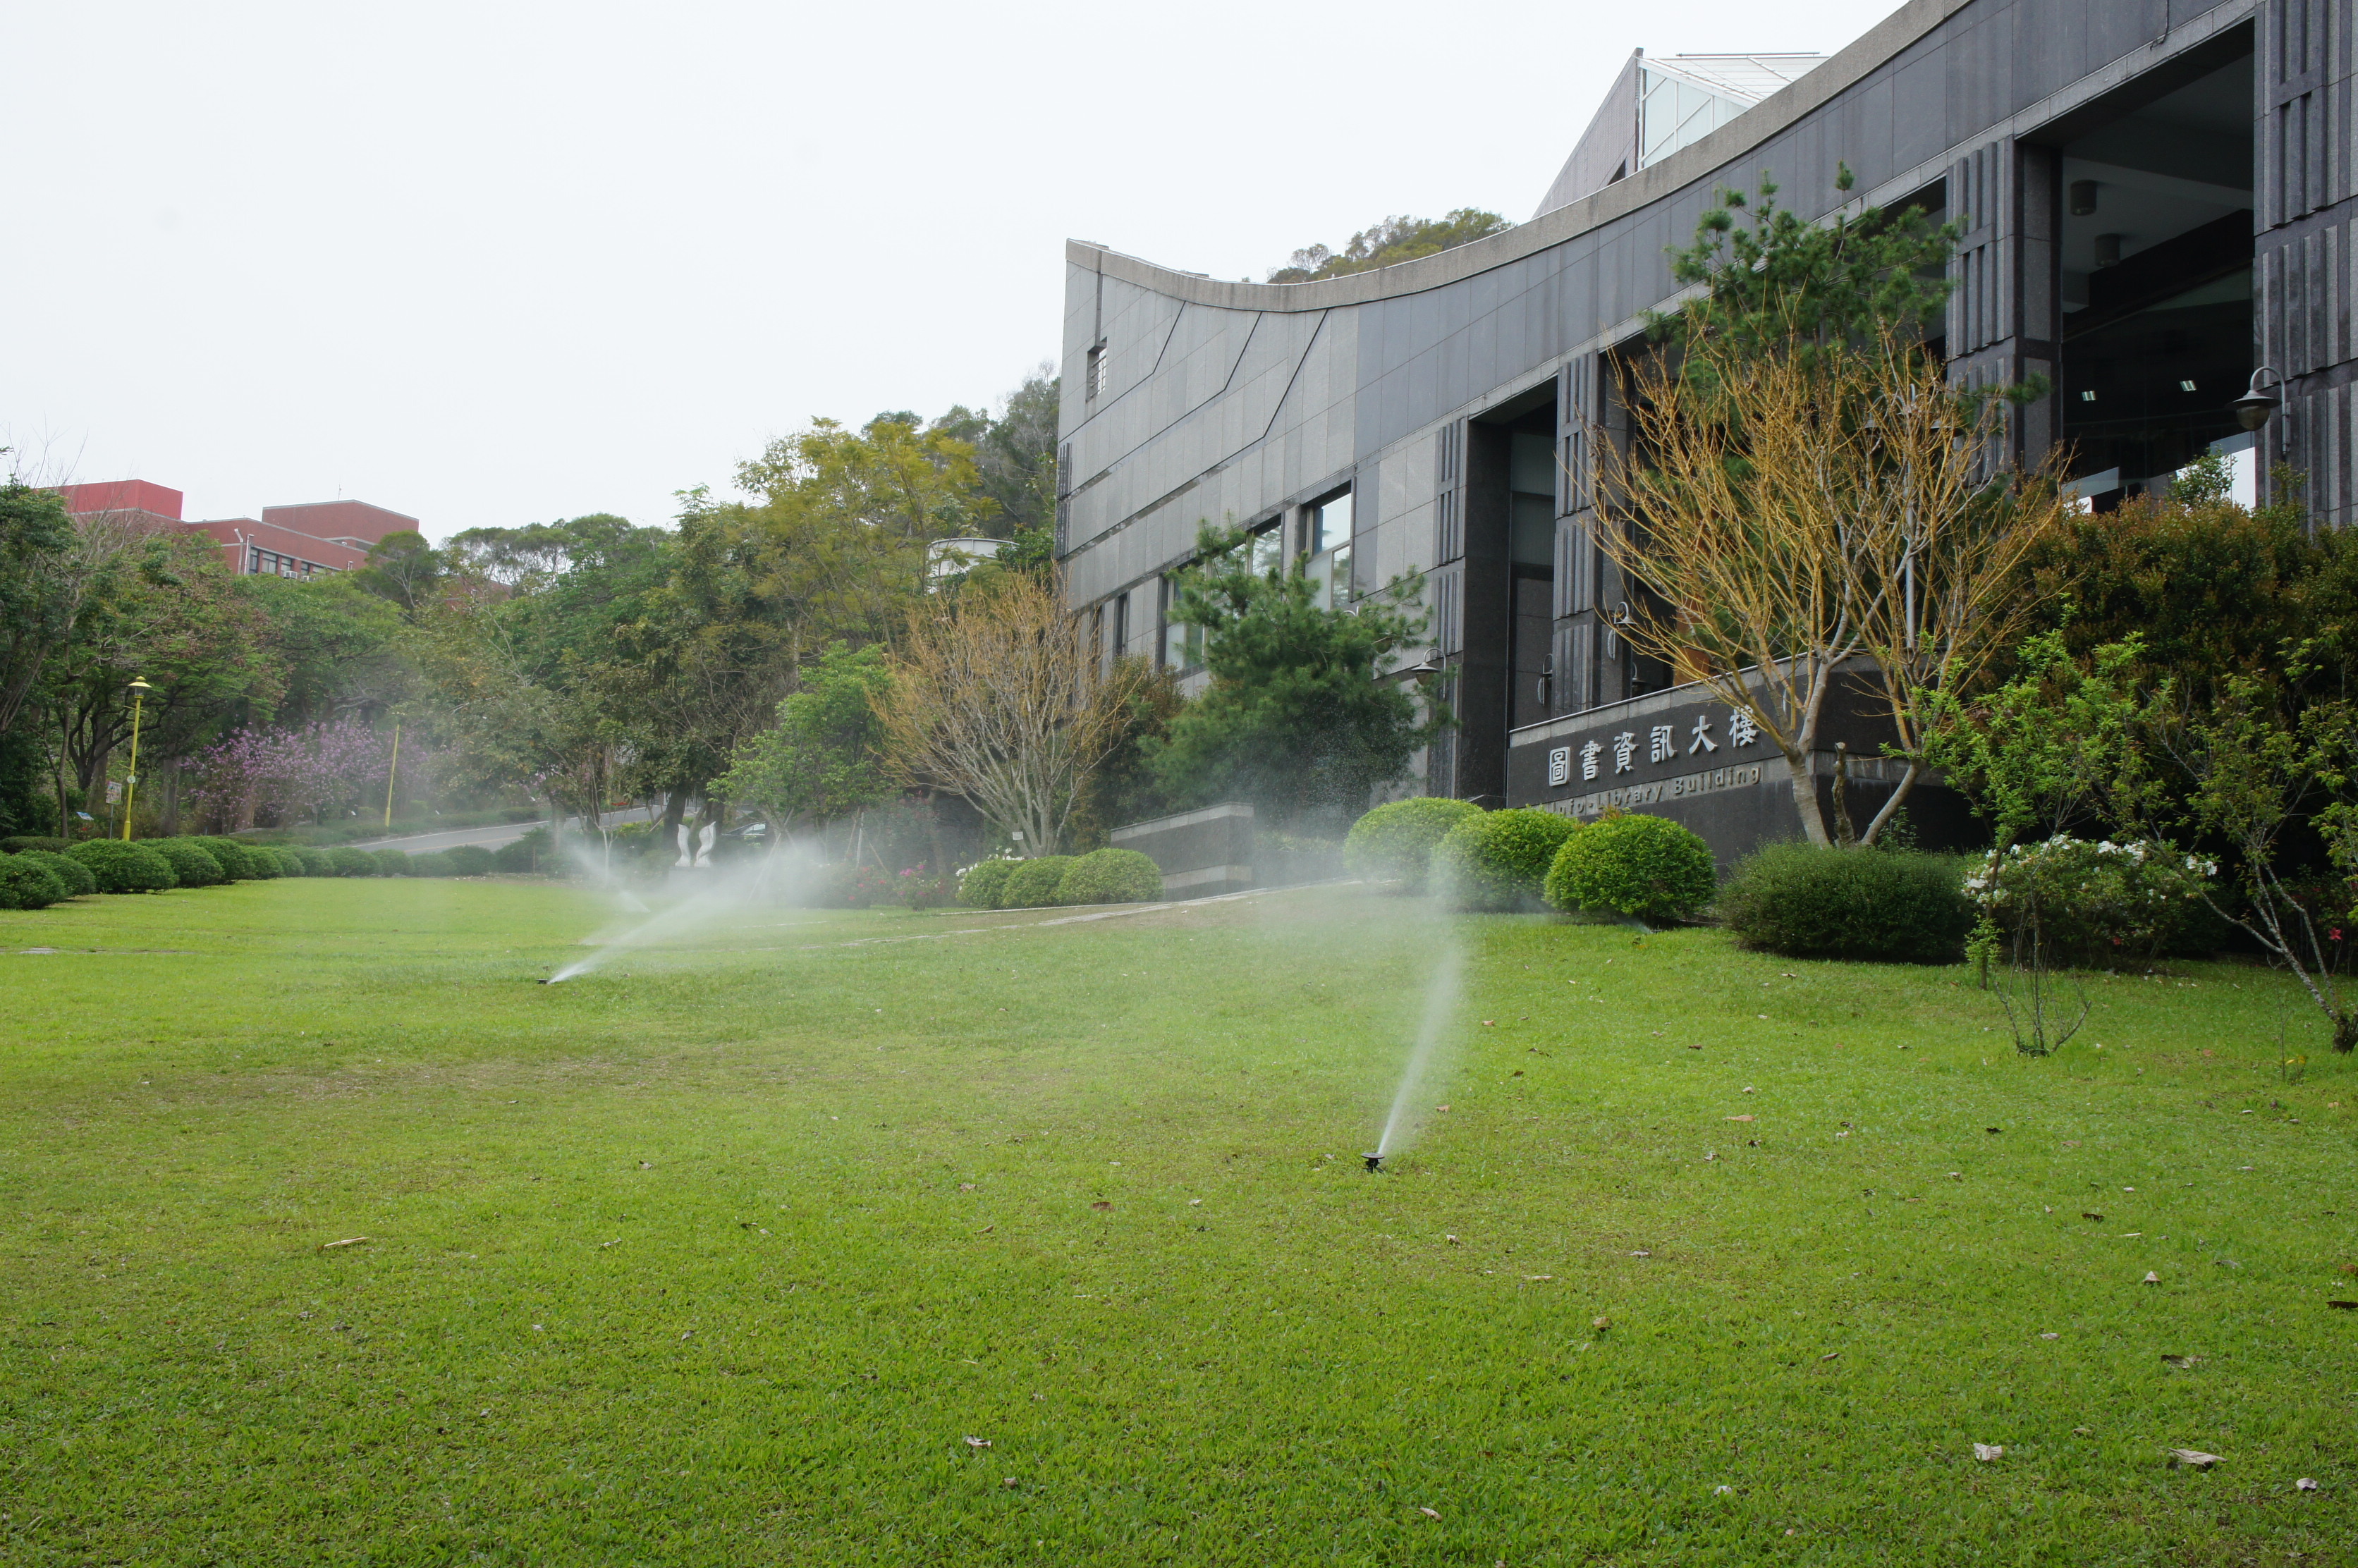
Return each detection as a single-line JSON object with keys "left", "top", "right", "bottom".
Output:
{"left": 1387, "top": 652, "right": 1444, "bottom": 683}
{"left": 2232, "top": 365, "right": 2284, "bottom": 433}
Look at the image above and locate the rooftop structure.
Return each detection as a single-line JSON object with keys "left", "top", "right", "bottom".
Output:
{"left": 1534, "top": 50, "right": 1828, "bottom": 218}
{"left": 56, "top": 483, "right": 419, "bottom": 579}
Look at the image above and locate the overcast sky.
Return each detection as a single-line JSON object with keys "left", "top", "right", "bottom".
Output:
{"left": 6, "top": 0, "right": 1904, "bottom": 541}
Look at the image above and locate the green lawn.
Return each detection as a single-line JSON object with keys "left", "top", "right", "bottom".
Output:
{"left": 1, "top": 876, "right": 2351, "bottom": 1565}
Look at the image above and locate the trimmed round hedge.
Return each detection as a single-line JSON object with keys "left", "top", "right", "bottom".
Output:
{"left": 1716, "top": 843, "right": 1973, "bottom": 963}
{"left": 445, "top": 845, "right": 496, "bottom": 876}
{"left": 1000, "top": 855, "right": 1075, "bottom": 909}
{"left": 1545, "top": 811, "right": 1717, "bottom": 924}
{"left": 1055, "top": 847, "right": 1162, "bottom": 905}
{"left": 292, "top": 847, "right": 334, "bottom": 876}
{"left": 68, "top": 840, "right": 178, "bottom": 893}
{"left": 1432, "top": 808, "right": 1580, "bottom": 912}
{"left": 0, "top": 856, "right": 68, "bottom": 909}
{"left": 190, "top": 836, "right": 259, "bottom": 880}
{"left": 326, "top": 847, "right": 378, "bottom": 877}
{"left": 1345, "top": 797, "right": 1484, "bottom": 893}
{"left": 3, "top": 836, "right": 69, "bottom": 854}
{"left": 958, "top": 858, "right": 1018, "bottom": 909}
{"left": 372, "top": 848, "right": 411, "bottom": 876}
{"left": 149, "top": 840, "right": 228, "bottom": 888}
{"left": 405, "top": 850, "right": 456, "bottom": 876}
{"left": 16, "top": 849, "right": 96, "bottom": 898}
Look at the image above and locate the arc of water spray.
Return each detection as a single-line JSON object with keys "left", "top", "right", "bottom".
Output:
{"left": 549, "top": 840, "right": 822, "bottom": 981}
{"left": 1375, "top": 942, "right": 1464, "bottom": 1159}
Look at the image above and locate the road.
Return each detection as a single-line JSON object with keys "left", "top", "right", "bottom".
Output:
{"left": 344, "top": 806, "right": 657, "bottom": 854}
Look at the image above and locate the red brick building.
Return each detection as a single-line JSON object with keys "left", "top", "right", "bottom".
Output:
{"left": 54, "top": 482, "right": 419, "bottom": 578}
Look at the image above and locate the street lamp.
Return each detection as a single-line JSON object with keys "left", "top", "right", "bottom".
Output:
{"left": 120, "top": 678, "right": 154, "bottom": 840}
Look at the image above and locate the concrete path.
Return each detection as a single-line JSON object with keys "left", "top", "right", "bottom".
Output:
{"left": 345, "top": 806, "right": 656, "bottom": 853}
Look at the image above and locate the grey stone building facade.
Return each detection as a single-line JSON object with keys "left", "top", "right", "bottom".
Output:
{"left": 1056, "top": 0, "right": 2355, "bottom": 857}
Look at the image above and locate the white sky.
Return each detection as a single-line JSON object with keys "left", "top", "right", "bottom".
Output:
{"left": 5, "top": 0, "right": 1904, "bottom": 541}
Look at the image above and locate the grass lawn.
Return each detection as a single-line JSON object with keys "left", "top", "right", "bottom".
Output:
{"left": 1, "top": 875, "right": 2352, "bottom": 1565}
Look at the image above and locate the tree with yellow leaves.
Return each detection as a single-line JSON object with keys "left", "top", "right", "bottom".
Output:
{"left": 1596, "top": 328, "right": 2072, "bottom": 846}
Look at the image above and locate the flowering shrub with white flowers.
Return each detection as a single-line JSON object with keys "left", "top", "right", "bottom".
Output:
{"left": 1964, "top": 835, "right": 2216, "bottom": 969}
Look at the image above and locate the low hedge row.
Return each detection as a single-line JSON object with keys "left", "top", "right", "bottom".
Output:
{"left": 1340, "top": 796, "right": 1973, "bottom": 962}
{"left": 0, "top": 831, "right": 513, "bottom": 908}
{"left": 958, "top": 847, "right": 1164, "bottom": 909}
{"left": 1345, "top": 799, "right": 1719, "bottom": 923}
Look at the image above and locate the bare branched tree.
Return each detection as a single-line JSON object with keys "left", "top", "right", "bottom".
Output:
{"left": 875, "top": 569, "right": 1140, "bottom": 855}
{"left": 1595, "top": 330, "right": 2070, "bottom": 845}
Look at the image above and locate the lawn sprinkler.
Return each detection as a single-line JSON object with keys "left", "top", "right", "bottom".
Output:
{"left": 1363, "top": 1151, "right": 1385, "bottom": 1173}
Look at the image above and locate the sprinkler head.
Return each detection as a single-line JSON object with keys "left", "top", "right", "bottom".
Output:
{"left": 1362, "top": 1152, "right": 1384, "bottom": 1173}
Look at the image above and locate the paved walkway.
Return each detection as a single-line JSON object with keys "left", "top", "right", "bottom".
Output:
{"left": 345, "top": 806, "right": 656, "bottom": 853}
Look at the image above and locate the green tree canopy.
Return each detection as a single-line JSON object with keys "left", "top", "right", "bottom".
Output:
{"left": 1149, "top": 525, "right": 1442, "bottom": 827}
{"left": 716, "top": 641, "right": 896, "bottom": 831}
{"left": 1266, "top": 210, "right": 1512, "bottom": 283}
{"left": 1653, "top": 166, "right": 1959, "bottom": 367}
{"left": 351, "top": 530, "right": 446, "bottom": 616}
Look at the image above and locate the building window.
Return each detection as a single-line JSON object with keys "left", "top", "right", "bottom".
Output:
{"left": 1086, "top": 343, "right": 1108, "bottom": 400}
{"left": 1305, "top": 486, "right": 1352, "bottom": 554}
{"left": 1161, "top": 575, "right": 1202, "bottom": 670}
{"left": 1247, "top": 520, "right": 1286, "bottom": 577}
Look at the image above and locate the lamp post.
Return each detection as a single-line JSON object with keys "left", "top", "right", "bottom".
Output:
{"left": 120, "top": 677, "right": 154, "bottom": 840}
{"left": 384, "top": 719, "right": 401, "bottom": 829}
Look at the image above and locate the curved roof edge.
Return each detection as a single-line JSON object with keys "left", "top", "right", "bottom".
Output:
{"left": 1068, "top": 0, "right": 1966, "bottom": 314}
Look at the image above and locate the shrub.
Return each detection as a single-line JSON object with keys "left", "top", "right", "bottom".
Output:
{"left": 292, "top": 847, "right": 335, "bottom": 876}
{"left": 1431, "top": 808, "right": 1579, "bottom": 912}
{"left": 149, "top": 840, "right": 228, "bottom": 888}
{"left": 958, "top": 857, "right": 1018, "bottom": 909}
{"left": 0, "top": 856, "right": 68, "bottom": 909}
{"left": 493, "top": 828, "right": 552, "bottom": 874}
{"left": 16, "top": 849, "right": 96, "bottom": 898}
{"left": 1345, "top": 797, "right": 1484, "bottom": 892}
{"left": 1717, "top": 843, "right": 1973, "bottom": 963}
{"left": 326, "top": 847, "right": 379, "bottom": 877}
{"left": 1056, "top": 847, "right": 1163, "bottom": 905}
{"left": 67, "top": 840, "right": 178, "bottom": 893}
{"left": 1546, "top": 811, "right": 1716, "bottom": 924}
{"left": 190, "top": 836, "right": 260, "bottom": 880}
{"left": 445, "top": 845, "right": 496, "bottom": 877}
{"left": 3, "top": 836, "right": 69, "bottom": 854}
{"left": 231, "top": 840, "right": 281, "bottom": 878}
{"left": 369, "top": 848, "right": 408, "bottom": 876}
{"left": 1000, "top": 855, "right": 1076, "bottom": 909}
{"left": 405, "top": 850, "right": 458, "bottom": 876}
{"left": 268, "top": 847, "right": 310, "bottom": 876}
{"left": 1963, "top": 836, "right": 2216, "bottom": 971}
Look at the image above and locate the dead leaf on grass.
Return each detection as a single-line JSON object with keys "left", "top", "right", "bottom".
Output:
{"left": 2327, "top": 1299, "right": 2358, "bottom": 1310}
{"left": 1820, "top": 1352, "right": 1840, "bottom": 1361}
{"left": 1416, "top": 1506, "right": 1441, "bottom": 1520}
{"left": 2144, "top": 1271, "right": 2161, "bottom": 1285}
{"left": 2083, "top": 1212, "right": 2106, "bottom": 1223}
{"left": 2161, "top": 1354, "right": 2203, "bottom": 1368}
{"left": 2297, "top": 1477, "right": 2319, "bottom": 1492}
{"left": 2166, "top": 1447, "right": 2222, "bottom": 1469}
{"left": 317, "top": 1237, "right": 369, "bottom": 1250}
{"left": 1090, "top": 1201, "right": 1111, "bottom": 1211}
{"left": 1726, "top": 1114, "right": 1754, "bottom": 1122}
{"left": 965, "top": 1436, "right": 991, "bottom": 1448}
{"left": 1593, "top": 1316, "right": 1611, "bottom": 1331}
{"left": 1973, "top": 1443, "right": 2005, "bottom": 1462}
